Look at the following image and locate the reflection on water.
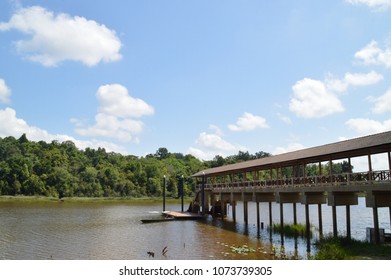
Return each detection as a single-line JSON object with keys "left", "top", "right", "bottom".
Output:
{"left": 0, "top": 198, "right": 390, "bottom": 260}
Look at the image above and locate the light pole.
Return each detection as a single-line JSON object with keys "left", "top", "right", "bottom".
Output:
{"left": 181, "top": 175, "right": 184, "bottom": 212}
{"left": 163, "top": 175, "right": 166, "bottom": 212}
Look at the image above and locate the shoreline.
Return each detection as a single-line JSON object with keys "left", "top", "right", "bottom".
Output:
{"left": 0, "top": 195, "right": 192, "bottom": 204}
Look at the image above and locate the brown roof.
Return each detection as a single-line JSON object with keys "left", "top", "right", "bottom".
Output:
{"left": 192, "top": 131, "right": 391, "bottom": 177}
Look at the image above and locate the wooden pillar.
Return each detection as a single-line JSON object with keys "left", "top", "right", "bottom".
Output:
{"left": 332, "top": 205, "right": 338, "bottom": 238}
{"left": 346, "top": 205, "right": 351, "bottom": 240}
{"left": 293, "top": 203, "right": 297, "bottom": 225}
{"left": 305, "top": 204, "right": 310, "bottom": 238}
{"left": 244, "top": 201, "right": 248, "bottom": 225}
{"left": 368, "top": 153, "right": 373, "bottom": 181}
{"left": 373, "top": 207, "right": 380, "bottom": 244}
{"left": 318, "top": 204, "right": 323, "bottom": 238}
{"left": 280, "top": 202, "right": 284, "bottom": 229}
{"left": 269, "top": 201, "right": 273, "bottom": 227}
{"left": 256, "top": 202, "right": 260, "bottom": 230}
{"left": 232, "top": 201, "right": 236, "bottom": 222}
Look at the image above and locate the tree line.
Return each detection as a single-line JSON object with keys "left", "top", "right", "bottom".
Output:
{"left": 0, "top": 134, "right": 352, "bottom": 198}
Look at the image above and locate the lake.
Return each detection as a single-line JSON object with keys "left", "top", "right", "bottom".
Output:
{"left": 0, "top": 197, "right": 390, "bottom": 260}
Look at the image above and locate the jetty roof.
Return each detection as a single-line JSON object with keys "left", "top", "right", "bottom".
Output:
{"left": 192, "top": 131, "right": 391, "bottom": 177}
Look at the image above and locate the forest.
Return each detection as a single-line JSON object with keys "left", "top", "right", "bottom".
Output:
{"left": 0, "top": 134, "right": 351, "bottom": 198}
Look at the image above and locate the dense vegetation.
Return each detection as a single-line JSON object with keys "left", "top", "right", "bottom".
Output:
{"left": 0, "top": 134, "right": 352, "bottom": 199}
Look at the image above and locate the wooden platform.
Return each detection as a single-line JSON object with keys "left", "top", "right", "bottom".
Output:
{"left": 162, "top": 211, "right": 205, "bottom": 220}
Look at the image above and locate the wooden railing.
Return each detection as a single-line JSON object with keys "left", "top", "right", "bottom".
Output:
{"left": 196, "top": 170, "right": 391, "bottom": 191}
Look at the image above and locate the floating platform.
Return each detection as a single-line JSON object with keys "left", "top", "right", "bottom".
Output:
{"left": 141, "top": 211, "right": 204, "bottom": 224}
{"left": 162, "top": 211, "right": 205, "bottom": 220}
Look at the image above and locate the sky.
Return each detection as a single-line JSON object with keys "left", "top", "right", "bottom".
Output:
{"left": 1, "top": 0, "right": 391, "bottom": 163}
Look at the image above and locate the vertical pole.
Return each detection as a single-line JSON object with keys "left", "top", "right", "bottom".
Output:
{"left": 181, "top": 175, "right": 184, "bottom": 212}
{"left": 318, "top": 204, "right": 323, "bottom": 238}
{"left": 201, "top": 173, "right": 205, "bottom": 215}
{"left": 305, "top": 204, "right": 310, "bottom": 238}
{"left": 269, "top": 201, "right": 273, "bottom": 228}
{"left": 163, "top": 175, "right": 166, "bottom": 212}
{"left": 280, "top": 202, "right": 284, "bottom": 230}
{"left": 332, "top": 205, "right": 338, "bottom": 238}
{"left": 368, "top": 153, "right": 373, "bottom": 181}
{"left": 244, "top": 201, "right": 248, "bottom": 225}
{"left": 232, "top": 201, "right": 236, "bottom": 222}
{"left": 346, "top": 205, "right": 351, "bottom": 240}
{"left": 293, "top": 203, "right": 297, "bottom": 225}
{"left": 256, "top": 201, "right": 260, "bottom": 230}
{"left": 305, "top": 203, "right": 311, "bottom": 255}
{"left": 373, "top": 207, "right": 380, "bottom": 244}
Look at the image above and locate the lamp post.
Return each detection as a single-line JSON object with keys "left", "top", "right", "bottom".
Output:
{"left": 181, "top": 175, "right": 184, "bottom": 212}
{"left": 163, "top": 175, "right": 166, "bottom": 212}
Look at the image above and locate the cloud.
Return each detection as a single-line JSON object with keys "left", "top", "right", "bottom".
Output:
{"left": 346, "top": 118, "right": 391, "bottom": 135}
{"left": 355, "top": 40, "right": 391, "bottom": 67}
{"left": 346, "top": 0, "right": 391, "bottom": 10}
{"left": 228, "top": 112, "right": 269, "bottom": 132}
{"left": 188, "top": 131, "right": 245, "bottom": 160}
{"left": 0, "top": 6, "right": 122, "bottom": 67}
{"left": 74, "top": 84, "right": 154, "bottom": 142}
{"left": 289, "top": 78, "right": 344, "bottom": 118}
{"left": 0, "top": 107, "right": 127, "bottom": 153}
{"left": 369, "top": 87, "right": 391, "bottom": 114}
{"left": 289, "top": 71, "right": 383, "bottom": 118}
{"left": 326, "top": 71, "right": 383, "bottom": 93}
{"left": 0, "top": 79, "right": 11, "bottom": 104}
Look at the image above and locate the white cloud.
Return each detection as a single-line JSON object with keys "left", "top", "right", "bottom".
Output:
{"left": 370, "top": 87, "right": 391, "bottom": 114}
{"left": 326, "top": 71, "right": 383, "bottom": 92}
{"left": 228, "top": 112, "right": 269, "bottom": 131}
{"left": 346, "top": 118, "right": 391, "bottom": 135}
{"left": 0, "top": 79, "right": 11, "bottom": 104}
{"left": 0, "top": 107, "right": 127, "bottom": 153}
{"left": 277, "top": 113, "right": 292, "bottom": 125}
{"left": 74, "top": 84, "right": 154, "bottom": 142}
{"left": 188, "top": 131, "right": 245, "bottom": 160}
{"left": 0, "top": 6, "right": 122, "bottom": 67}
{"left": 346, "top": 0, "right": 391, "bottom": 10}
{"left": 355, "top": 40, "right": 391, "bottom": 67}
{"left": 97, "top": 84, "right": 154, "bottom": 118}
{"left": 289, "top": 78, "right": 344, "bottom": 118}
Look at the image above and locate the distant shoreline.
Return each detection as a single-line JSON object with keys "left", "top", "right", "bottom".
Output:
{"left": 0, "top": 195, "right": 192, "bottom": 204}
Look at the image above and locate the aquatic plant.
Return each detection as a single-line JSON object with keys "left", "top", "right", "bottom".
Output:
{"left": 272, "top": 223, "right": 313, "bottom": 237}
{"left": 230, "top": 244, "right": 256, "bottom": 255}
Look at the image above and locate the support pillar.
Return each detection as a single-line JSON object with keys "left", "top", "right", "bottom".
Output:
{"left": 269, "top": 201, "right": 273, "bottom": 227}
{"left": 346, "top": 205, "right": 351, "bottom": 240}
{"left": 373, "top": 207, "right": 380, "bottom": 244}
{"left": 293, "top": 203, "right": 297, "bottom": 225}
{"left": 232, "top": 201, "right": 236, "bottom": 222}
{"left": 305, "top": 204, "right": 310, "bottom": 238}
{"left": 332, "top": 205, "right": 338, "bottom": 238}
{"left": 280, "top": 202, "right": 284, "bottom": 230}
{"left": 318, "top": 204, "right": 323, "bottom": 238}
{"left": 256, "top": 202, "right": 260, "bottom": 230}
{"left": 244, "top": 201, "right": 248, "bottom": 225}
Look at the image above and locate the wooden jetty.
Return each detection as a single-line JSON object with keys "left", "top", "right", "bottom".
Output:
{"left": 141, "top": 211, "right": 204, "bottom": 223}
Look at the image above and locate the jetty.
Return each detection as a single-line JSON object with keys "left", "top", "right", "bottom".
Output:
{"left": 141, "top": 211, "right": 204, "bottom": 223}
{"left": 191, "top": 131, "right": 391, "bottom": 244}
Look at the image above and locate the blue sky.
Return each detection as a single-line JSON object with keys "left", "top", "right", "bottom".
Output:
{"left": 1, "top": 0, "right": 391, "bottom": 161}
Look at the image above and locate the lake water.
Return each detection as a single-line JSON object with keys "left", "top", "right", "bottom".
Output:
{"left": 0, "top": 198, "right": 390, "bottom": 260}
